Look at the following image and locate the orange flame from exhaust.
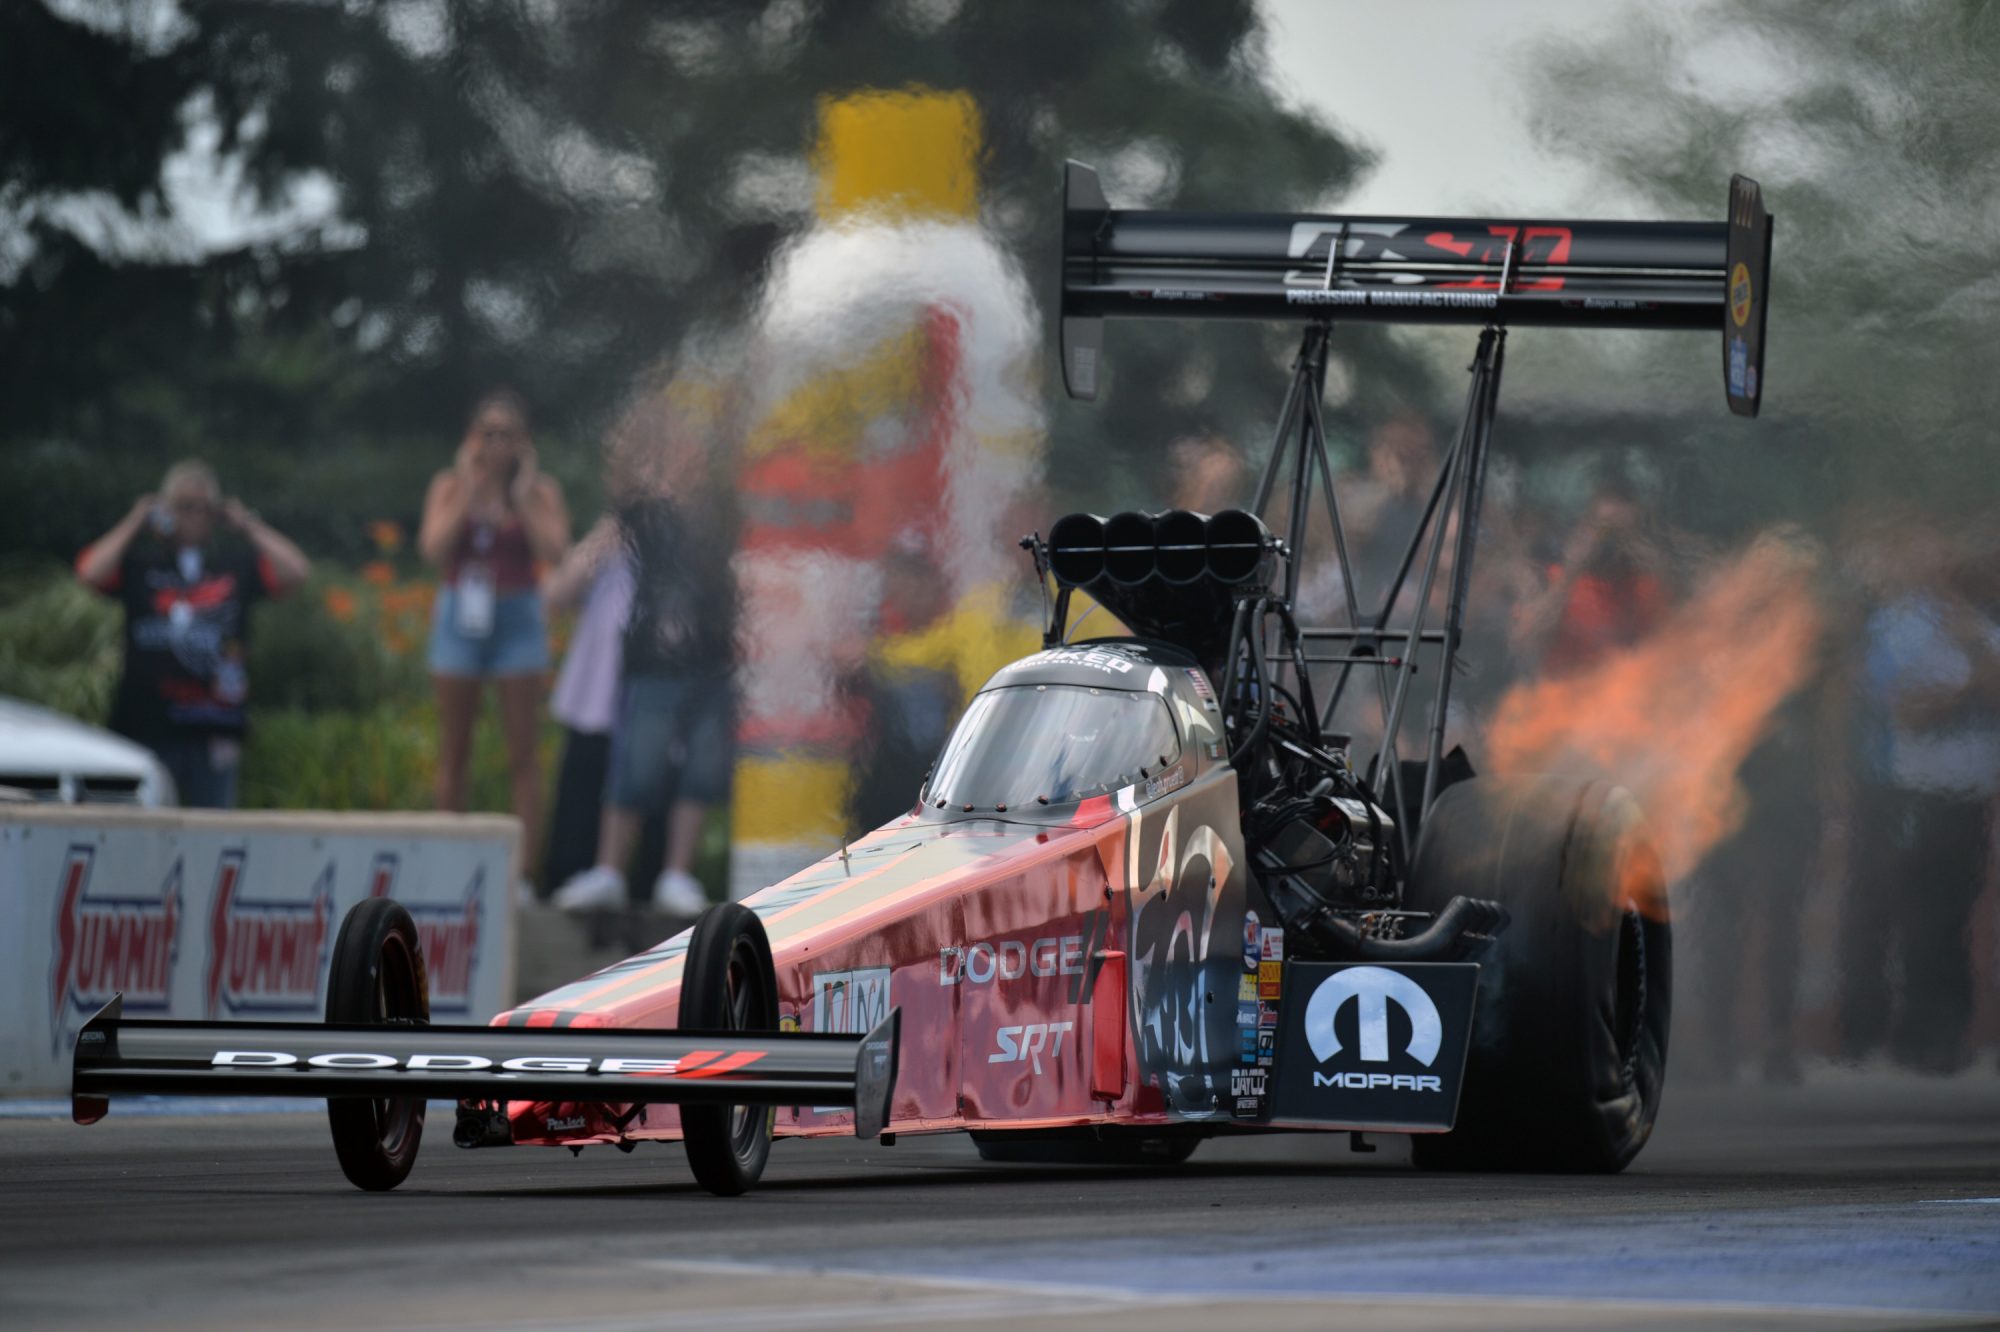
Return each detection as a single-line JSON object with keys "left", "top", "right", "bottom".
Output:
{"left": 1485, "top": 532, "right": 1822, "bottom": 888}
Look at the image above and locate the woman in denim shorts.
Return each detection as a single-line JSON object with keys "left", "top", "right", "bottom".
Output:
{"left": 419, "top": 389, "right": 571, "bottom": 857}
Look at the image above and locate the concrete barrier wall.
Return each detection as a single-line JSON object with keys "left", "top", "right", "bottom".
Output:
{"left": 1, "top": 806, "right": 517, "bottom": 1097}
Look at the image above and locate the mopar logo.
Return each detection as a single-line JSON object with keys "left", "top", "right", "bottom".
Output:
{"left": 1305, "top": 966, "right": 1443, "bottom": 1069}
{"left": 1313, "top": 1071, "right": 1444, "bottom": 1091}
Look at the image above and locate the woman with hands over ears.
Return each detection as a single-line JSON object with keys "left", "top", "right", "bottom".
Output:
{"left": 420, "top": 388, "right": 570, "bottom": 875}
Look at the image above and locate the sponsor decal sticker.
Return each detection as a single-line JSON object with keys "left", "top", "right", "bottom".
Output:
{"left": 940, "top": 932, "right": 1088, "bottom": 986}
{"left": 1305, "top": 966, "right": 1442, "bottom": 1067}
{"left": 1002, "top": 647, "right": 1137, "bottom": 676}
{"left": 1258, "top": 958, "right": 1283, "bottom": 1001}
{"left": 989, "top": 1021, "right": 1073, "bottom": 1075}
{"left": 1730, "top": 261, "right": 1753, "bottom": 328}
{"left": 207, "top": 1048, "right": 768, "bottom": 1077}
{"left": 1273, "top": 964, "right": 1479, "bottom": 1119}
{"left": 1238, "top": 973, "right": 1258, "bottom": 1002}
{"left": 1242, "top": 910, "right": 1261, "bottom": 968}
{"left": 1237, "top": 1000, "right": 1259, "bottom": 1029}
{"left": 814, "top": 967, "right": 891, "bottom": 1035}
{"left": 1260, "top": 927, "right": 1285, "bottom": 962}
{"left": 1285, "top": 289, "right": 1499, "bottom": 311}
{"left": 1729, "top": 336, "right": 1748, "bottom": 396}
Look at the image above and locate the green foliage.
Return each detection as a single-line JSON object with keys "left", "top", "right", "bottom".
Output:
{"left": 3, "top": 0, "right": 1390, "bottom": 566}
{"left": 248, "top": 574, "right": 426, "bottom": 713}
{"left": 0, "top": 565, "right": 121, "bottom": 723}
{"left": 238, "top": 699, "right": 558, "bottom": 815}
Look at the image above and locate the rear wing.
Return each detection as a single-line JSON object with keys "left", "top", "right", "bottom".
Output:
{"left": 70, "top": 995, "right": 900, "bottom": 1140}
{"left": 1059, "top": 161, "right": 1773, "bottom": 416}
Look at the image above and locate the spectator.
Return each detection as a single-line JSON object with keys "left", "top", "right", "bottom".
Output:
{"left": 1510, "top": 483, "right": 1673, "bottom": 679}
{"left": 75, "top": 460, "right": 311, "bottom": 807}
{"left": 553, "top": 399, "right": 733, "bottom": 914}
{"left": 539, "top": 515, "right": 667, "bottom": 898}
{"left": 1838, "top": 526, "right": 2000, "bottom": 1072}
{"left": 419, "top": 388, "right": 571, "bottom": 866}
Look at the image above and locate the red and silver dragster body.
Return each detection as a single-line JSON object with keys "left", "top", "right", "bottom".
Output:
{"left": 498, "top": 642, "right": 1279, "bottom": 1147}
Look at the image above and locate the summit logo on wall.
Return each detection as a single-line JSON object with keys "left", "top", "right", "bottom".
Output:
{"left": 367, "top": 855, "right": 484, "bottom": 1016}
{"left": 205, "top": 850, "right": 333, "bottom": 1018}
{"left": 1270, "top": 961, "right": 1480, "bottom": 1131}
{"left": 49, "top": 847, "right": 182, "bottom": 1053}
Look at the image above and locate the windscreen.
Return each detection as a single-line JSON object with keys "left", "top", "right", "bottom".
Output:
{"left": 924, "top": 685, "right": 1181, "bottom": 811}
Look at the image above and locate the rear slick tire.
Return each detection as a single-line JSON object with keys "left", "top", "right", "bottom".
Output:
{"left": 1405, "top": 776, "right": 1671, "bottom": 1173}
{"left": 325, "top": 897, "right": 430, "bottom": 1191}
{"left": 678, "top": 901, "right": 778, "bottom": 1196}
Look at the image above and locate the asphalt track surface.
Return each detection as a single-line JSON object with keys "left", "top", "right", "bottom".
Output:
{"left": 4, "top": 1071, "right": 1999, "bottom": 1331}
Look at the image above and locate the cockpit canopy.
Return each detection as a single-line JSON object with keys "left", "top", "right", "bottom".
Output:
{"left": 922, "top": 684, "right": 1181, "bottom": 812}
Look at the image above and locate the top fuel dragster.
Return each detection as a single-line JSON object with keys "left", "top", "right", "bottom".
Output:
{"left": 71, "top": 162, "right": 1773, "bottom": 1194}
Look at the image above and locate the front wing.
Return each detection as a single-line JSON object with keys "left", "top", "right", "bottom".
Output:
{"left": 69, "top": 996, "right": 899, "bottom": 1140}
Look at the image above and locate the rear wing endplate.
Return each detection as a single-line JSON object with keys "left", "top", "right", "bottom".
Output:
{"left": 71, "top": 995, "right": 901, "bottom": 1140}
{"left": 1059, "top": 160, "right": 1773, "bottom": 416}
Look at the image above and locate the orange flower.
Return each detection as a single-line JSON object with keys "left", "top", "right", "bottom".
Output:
{"left": 323, "top": 586, "right": 358, "bottom": 623}
{"left": 368, "top": 520, "right": 404, "bottom": 554}
{"left": 361, "top": 561, "right": 395, "bottom": 587}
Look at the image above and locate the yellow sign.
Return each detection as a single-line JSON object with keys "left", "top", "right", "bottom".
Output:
{"left": 1730, "top": 261, "right": 1753, "bottom": 328}
{"left": 816, "top": 89, "right": 981, "bottom": 223}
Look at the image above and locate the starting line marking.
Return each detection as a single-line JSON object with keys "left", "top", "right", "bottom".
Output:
{"left": 638, "top": 1255, "right": 2000, "bottom": 1323}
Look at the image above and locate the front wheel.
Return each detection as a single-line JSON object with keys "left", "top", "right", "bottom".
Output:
{"left": 677, "top": 902, "right": 778, "bottom": 1196}
{"left": 325, "top": 897, "right": 430, "bottom": 1191}
{"left": 1404, "top": 776, "right": 1671, "bottom": 1173}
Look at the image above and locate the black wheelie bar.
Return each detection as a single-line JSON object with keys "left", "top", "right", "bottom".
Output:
{"left": 69, "top": 995, "right": 901, "bottom": 1139}
{"left": 1058, "top": 160, "right": 1774, "bottom": 414}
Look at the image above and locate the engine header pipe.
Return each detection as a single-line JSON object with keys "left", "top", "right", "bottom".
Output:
{"left": 1154, "top": 509, "right": 1209, "bottom": 585}
{"left": 1102, "top": 511, "right": 1157, "bottom": 585}
{"left": 1206, "top": 508, "right": 1272, "bottom": 585}
{"left": 1047, "top": 512, "right": 1107, "bottom": 587}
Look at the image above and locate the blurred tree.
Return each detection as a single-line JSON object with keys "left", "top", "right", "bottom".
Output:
{"left": 1523, "top": 0, "right": 2000, "bottom": 523}
{"left": 2, "top": 0, "right": 1414, "bottom": 563}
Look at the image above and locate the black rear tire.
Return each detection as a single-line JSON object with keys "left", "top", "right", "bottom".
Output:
{"left": 325, "top": 897, "right": 430, "bottom": 1191}
{"left": 1404, "top": 776, "right": 1671, "bottom": 1173}
{"left": 678, "top": 902, "right": 778, "bottom": 1196}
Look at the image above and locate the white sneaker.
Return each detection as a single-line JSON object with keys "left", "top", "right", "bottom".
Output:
{"left": 652, "top": 868, "right": 709, "bottom": 915}
{"left": 552, "top": 865, "right": 627, "bottom": 911}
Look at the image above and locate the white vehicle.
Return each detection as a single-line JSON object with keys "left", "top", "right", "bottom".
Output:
{"left": 0, "top": 695, "right": 176, "bottom": 806}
